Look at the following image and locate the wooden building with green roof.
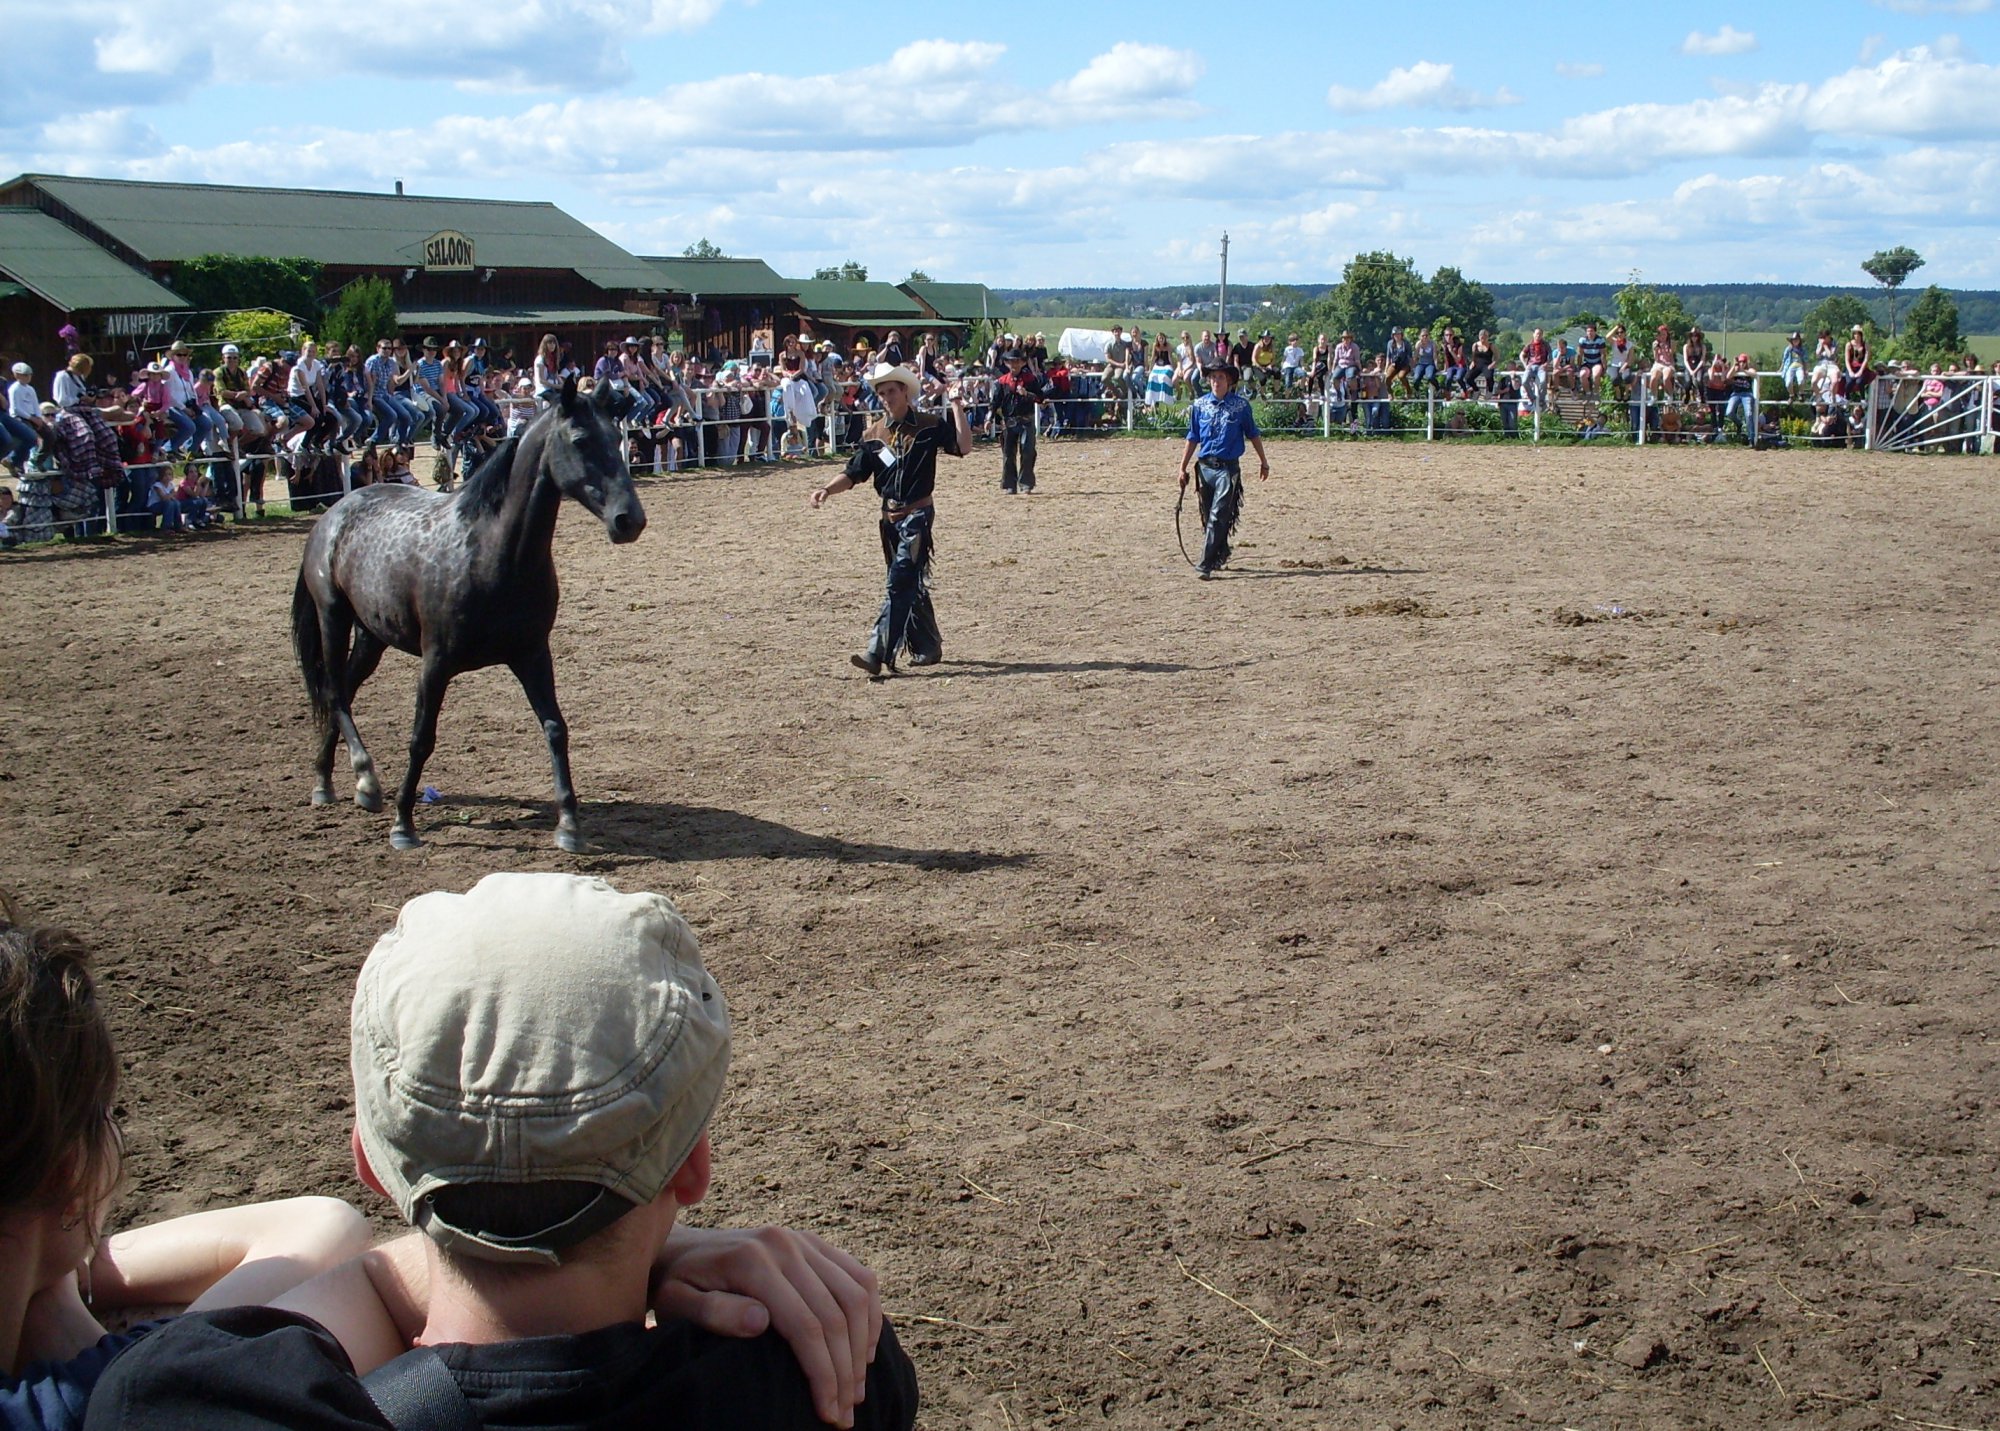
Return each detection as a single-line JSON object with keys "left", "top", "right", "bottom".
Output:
{"left": 0, "top": 173, "right": 668, "bottom": 368}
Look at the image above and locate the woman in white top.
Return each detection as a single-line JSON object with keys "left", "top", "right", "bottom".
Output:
{"left": 532, "top": 333, "right": 562, "bottom": 405}
{"left": 288, "top": 339, "right": 330, "bottom": 447}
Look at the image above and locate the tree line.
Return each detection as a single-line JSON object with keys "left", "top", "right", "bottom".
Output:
{"left": 998, "top": 275, "right": 2000, "bottom": 338}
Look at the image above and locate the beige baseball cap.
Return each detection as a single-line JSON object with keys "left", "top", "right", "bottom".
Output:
{"left": 351, "top": 873, "right": 731, "bottom": 1264}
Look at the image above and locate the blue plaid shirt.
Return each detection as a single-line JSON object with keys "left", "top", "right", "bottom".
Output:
{"left": 1185, "top": 391, "right": 1259, "bottom": 462}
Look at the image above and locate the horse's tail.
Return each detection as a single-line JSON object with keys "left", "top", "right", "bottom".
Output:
{"left": 292, "top": 572, "right": 334, "bottom": 744}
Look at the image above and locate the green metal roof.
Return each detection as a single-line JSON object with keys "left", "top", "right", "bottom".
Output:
{"left": 806, "top": 313, "right": 964, "bottom": 329}
{"left": 638, "top": 256, "right": 800, "bottom": 298}
{"left": 7, "top": 175, "right": 663, "bottom": 291}
{"left": 0, "top": 209, "right": 189, "bottom": 312}
{"left": 398, "top": 305, "right": 648, "bottom": 330}
{"left": 900, "top": 280, "right": 996, "bottom": 323}
{"left": 787, "top": 279, "right": 924, "bottom": 319}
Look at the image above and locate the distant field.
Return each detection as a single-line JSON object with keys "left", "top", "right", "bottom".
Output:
{"left": 1015, "top": 318, "right": 2000, "bottom": 361}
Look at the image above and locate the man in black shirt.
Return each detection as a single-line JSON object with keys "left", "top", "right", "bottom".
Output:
{"left": 811, "top": 362, "right": 974, "bottom": 676}
{"left": 988, "top": 350, "right": 1050, "bottom": 494}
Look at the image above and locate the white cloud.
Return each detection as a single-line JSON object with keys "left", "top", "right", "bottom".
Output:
{"left": 1049, "top": 42, "right": 1204, "bottom": 106}
{"left": 1556, "top": 62, "right": 1606, "bottom": 79}
{"left": 1869, "top": 0, "right": 1990, "bottom": 13}
{"left": 1805, "top": 45, "right": 1994, "bottom": 139}
{"left": 1327, "top": 61, "right": 1519, "bottom": 114}
{"left": 1682, "top": 25, "right": 1758, "bottom": 57}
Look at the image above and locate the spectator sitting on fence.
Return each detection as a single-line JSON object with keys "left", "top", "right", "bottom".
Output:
{"left": 1384, "top": 327, "right": 1413, "bottom": 396}
{"left": 1331, "top": 331, "right": 1361, "bottom": 401}
{"left": 1519, "top": 328, "right": 1551, "bottom": 412}
{"left": 1680, "top": 326, "right": 1710, "bottom": 401}
{"left": 1193, "top": 330, "right": 1218, "bottom": 372}
{"left": 1604, "top": 324, "right": 1631, "bottom": 397}
{"left": 1249, "top": 332, "right": 1278, "bottom": 388}
{"left": 1466, "top": 330, "right": 1496, "bottom": 395}
{"left": 1411, "top": 328, "right": 1437, "bottom": 392}
{"left": 1307, "top": 333, "right": 1330, "bottom": 398}
{"left": 1844, "top": 325, "right": 1873, "bottom": 393}
{"left": 1725, "top": 355, "right": 1758, "bottom": 437}
{"left": 1648, "top": 326, "right": 1677, "bottom": 396}
{"left": 1701, "top": 355, "right": 1730, "bottom": 428}
{"left": 1576, "top": 323, "right": 1606, "bottom": 393}
{"left": 1281, "top": 335, "right": 1305, "bottom": 390}
{"left": 3, "top": 362, "right": 43, "bottom": 475}
{"left": 1551, "top": 337, "right": 1578, "bottom": 394}
{"left": 1781, "top": 332, "right": 1808, "bottom": 398}
{"left": 1437, "top": 327, "right": 1465, "bottom": 394}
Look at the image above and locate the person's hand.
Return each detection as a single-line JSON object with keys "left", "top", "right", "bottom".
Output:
{"left": 809, "top": 485, "right": 830, "bottom": 509}
{"left": 1257, "top": 460, "right": 1270, "bottom": 481}
{"left": 651, "top": 1225, "right": 881, "bottom": 1429}
{"left": 1178, "top": 468, "right": 1190, "bottom": 489}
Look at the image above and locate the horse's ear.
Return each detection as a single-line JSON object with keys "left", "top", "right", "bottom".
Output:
{"left": 560, "top": 373, "right": 579, "bottom": 415}
{"left": 590, "top": 378, "right": 616, "bottom": 416}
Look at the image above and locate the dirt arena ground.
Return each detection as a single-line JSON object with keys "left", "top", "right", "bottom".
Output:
{"left": 4, "top": 436, "right": 1997, "bottom": 1430}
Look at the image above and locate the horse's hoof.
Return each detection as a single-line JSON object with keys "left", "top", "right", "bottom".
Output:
{"left": 390, "top": 829, "right": 424, "bottom": 851}
{"left": 355, "top": 789, "right": 383, "bottom": 813}
{"left": 311, "top": 788, "right": 335, "bottom": 806}
{"left": 555, "top": 829, "right": 587, "bottom": 855}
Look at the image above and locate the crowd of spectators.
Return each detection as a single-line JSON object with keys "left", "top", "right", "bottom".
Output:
{"left": 1, "top": 312, "right": 1994, "bottom": 544}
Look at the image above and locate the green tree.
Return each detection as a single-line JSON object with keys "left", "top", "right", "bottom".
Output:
{"left": 907, "top": 268, "right": 932, "bottom": 284}
{"left": 1901, "top": 284, "right": 1961, "bottom": 362}
{"left": 1613, "top": 280, "right": 1694, "bottom": 344}
{"left": 1564, "top": 309, "right": 1607, "bottom": 331}
{"left": 1801, "top": 292, "right": 1873, "bottom": 342}
{"left": 813, "top": 260, "right": 868, "bottom": 281}
{"left": 1861, "top": 246, "right": 1924, "bottom": 336}
{"left": 207, "top": 309, "right": 302, "bottom": 354}
{"left": 1426, "top": 266, "right": 1496, "bottom": 339}
{"left": 681, "top": 237, "right": 727, "bottom": 259}
{"left": 1333, "top": 251, "right": 1427, "bottom": 353}
{"left": 166, "top": 255, "right": 323, "bottom": 339}
{"left": 320, "top": 276, "right": 398, "bottom": 355}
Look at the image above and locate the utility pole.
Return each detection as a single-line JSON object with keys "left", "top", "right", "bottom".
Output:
{"left": 1218, "top": 232, "right": 1229, "bottom": 340}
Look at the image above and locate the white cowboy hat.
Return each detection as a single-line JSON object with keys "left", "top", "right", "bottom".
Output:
{"left": 868, "top": 362, "right": 922, "bottom": 394}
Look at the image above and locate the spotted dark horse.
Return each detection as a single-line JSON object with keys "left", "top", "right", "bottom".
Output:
{"left": 292, "top": 377, "right": 645, "bottom": 851}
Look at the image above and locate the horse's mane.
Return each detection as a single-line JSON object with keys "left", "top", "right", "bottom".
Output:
{"left": 455, "top": 392, "right": 622, "bottom": 518}
{"left": 455, "top": 433, "right": 525, "bottom": 516}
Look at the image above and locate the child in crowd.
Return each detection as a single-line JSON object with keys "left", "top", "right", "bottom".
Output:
{"left": 0, "top": 891, "right": 373, "bottom": 1430}
{"left": 0, "top": 488, "right": 17, "bottom": 547}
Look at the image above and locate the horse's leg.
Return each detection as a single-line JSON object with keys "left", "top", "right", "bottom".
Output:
{"left": 390, "top": 656, "right": 450, "bottom": 851}
{"left": 311, "top": 605, "right": 381, "bottom": 810}
{"left": 510, "top": 646, "right": 584, "bottom": 854}
{"left": 343, "top": 629, "right": 389, "bottom": 811}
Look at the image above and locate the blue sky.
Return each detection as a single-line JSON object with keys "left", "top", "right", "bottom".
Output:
{"left": 7, "top": 0, "right": 1998, "bottom": 291}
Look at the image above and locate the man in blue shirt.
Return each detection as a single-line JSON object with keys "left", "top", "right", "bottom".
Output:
{"left": 1178, "top": 359, "right": 1270, "bottom": 579}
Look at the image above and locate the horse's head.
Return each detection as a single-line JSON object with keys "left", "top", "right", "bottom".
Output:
{"left": 550, "top": 377, "right": 647, "bottom": 543}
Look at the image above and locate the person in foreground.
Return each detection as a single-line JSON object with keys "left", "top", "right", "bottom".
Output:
{"left": 1177, "top": 359, "right": 1271, "bottom": 579}
{"left": 84, "top": 872, "right": 915, "bottom": 1430}
{"left": 0, "top": 892, "right": 373, "bottom": 1431}
{"left": 810, "top": 362, "right": 972, "bottom": 678}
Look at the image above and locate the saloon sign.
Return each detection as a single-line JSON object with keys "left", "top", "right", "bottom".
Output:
{"left": 422, "top": 229, "right": 475, "bottom": 271}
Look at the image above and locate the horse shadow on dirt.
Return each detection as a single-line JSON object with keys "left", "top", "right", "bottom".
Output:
{"left": 418, "top": 794, "right": 1030, "bottom": 870}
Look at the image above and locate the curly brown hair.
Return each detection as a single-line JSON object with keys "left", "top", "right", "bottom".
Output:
{"left": 0, "top": 893, "right": 121, "bottom": 1217}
